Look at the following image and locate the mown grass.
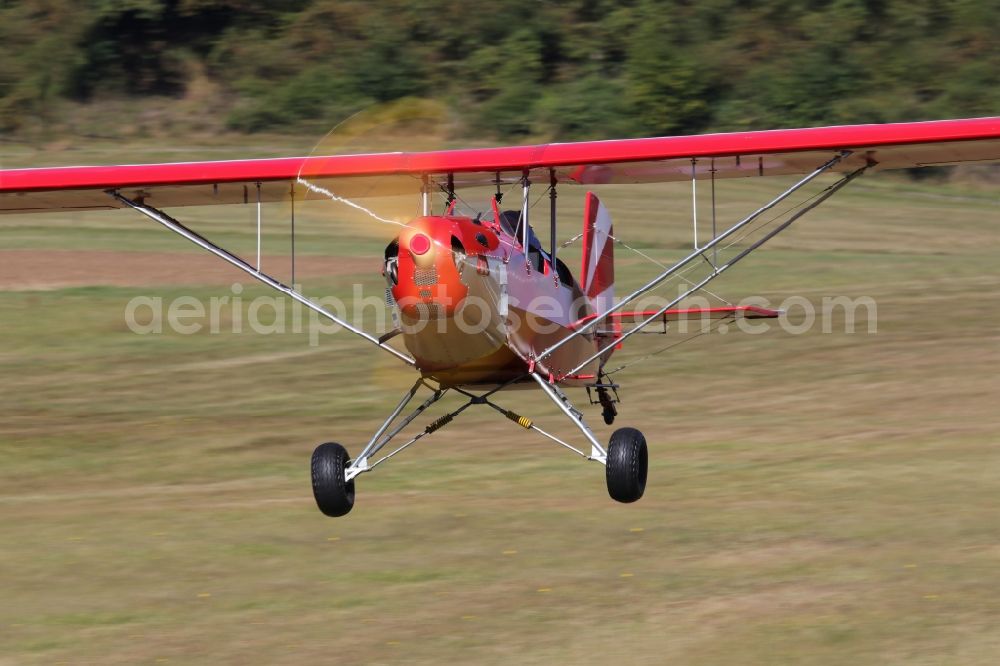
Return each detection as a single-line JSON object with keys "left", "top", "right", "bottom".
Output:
{"left": 1, "top": 138, "right": 998, "bottom": 665}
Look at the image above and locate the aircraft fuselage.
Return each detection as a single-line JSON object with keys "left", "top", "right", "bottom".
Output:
{"left": 384, "top": 215, "right": 600, "bottom": 387}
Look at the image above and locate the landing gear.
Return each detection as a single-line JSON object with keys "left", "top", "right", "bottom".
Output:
{"left": 598, "top": 389, "right": 618, "bottom": 425}
{"left": 311, "top": 380, "right": 452, "bottom": 518}
{"left": 311, "top": 442, "right": 356, "bottom": 517}
{"left": 308, "top": 376, "right": 649, "bottom": 516}
{"left": 587, "top": 376, "right": 620, "bottom": 425}
{"left": 532, "top": 376, "right": 647, "bottom": 503}
{"left": 605, "top": 427, "right": 648, "bottom": 503}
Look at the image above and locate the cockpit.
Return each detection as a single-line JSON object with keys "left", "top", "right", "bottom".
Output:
{"left": 495, "top": 210, "right": 576, "bottom": 285}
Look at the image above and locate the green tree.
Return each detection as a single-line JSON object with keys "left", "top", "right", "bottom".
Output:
{"left": 624, "top": 3, "right": 712, "bottom": 136}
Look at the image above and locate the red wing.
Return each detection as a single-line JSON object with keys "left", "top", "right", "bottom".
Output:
{"left": 2, "top": 117, "right": 998, "bottom": 214}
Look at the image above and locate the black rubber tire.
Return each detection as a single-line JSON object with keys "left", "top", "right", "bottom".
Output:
{"left": 602, "top": 405, "right": 617, "bottom": 426}
{"left": 605, "top": 427, "right": 648, "bottom": 503}
{"left": 311, "top": 442, "right": 355, "bottom": 517}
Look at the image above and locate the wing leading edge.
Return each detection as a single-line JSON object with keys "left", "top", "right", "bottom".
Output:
{"left": 1, "top": 117, "right": 998, "bottom": 214}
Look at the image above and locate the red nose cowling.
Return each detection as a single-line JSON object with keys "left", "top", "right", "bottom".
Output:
{"left": 390, "top": 216, "right": 498, "bottom": 320}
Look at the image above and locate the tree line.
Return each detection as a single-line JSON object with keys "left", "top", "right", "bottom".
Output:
{"left": 1, "top": 0, "right": 997, "bottom": 139}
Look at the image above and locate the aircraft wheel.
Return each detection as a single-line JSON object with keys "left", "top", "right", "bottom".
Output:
{"left": 605, "top": 427, "right": 647, "bottom": 503}
{"left": 311, "top": 442, "right": 355, "bottom": 517}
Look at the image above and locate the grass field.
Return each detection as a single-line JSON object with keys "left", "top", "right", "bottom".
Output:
{"left": 1, "top": 137, "right": 998, "bottom": 665}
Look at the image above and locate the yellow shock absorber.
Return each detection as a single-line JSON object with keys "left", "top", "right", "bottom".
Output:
{"left": 425, "top": 413, "right": 454, "bottom": 434}
{"left": 502, "top": 409, "right": 533, "bottom": 430}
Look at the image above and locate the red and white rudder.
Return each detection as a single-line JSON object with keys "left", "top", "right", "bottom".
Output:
{"left": 581, "top": 192, "right": 615, "bottom": 318}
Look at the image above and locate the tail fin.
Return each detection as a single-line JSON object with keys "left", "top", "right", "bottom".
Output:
{"left": 581, "top": 192, "right": 615, "bottom": 317}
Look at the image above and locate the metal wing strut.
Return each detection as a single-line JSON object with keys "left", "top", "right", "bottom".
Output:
{"left": 534, "top": 152, "right": 868, "bottom": 379}
{"left": 109, "top": 190, "right": 416, "bottom": 367}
